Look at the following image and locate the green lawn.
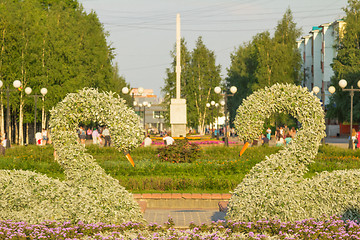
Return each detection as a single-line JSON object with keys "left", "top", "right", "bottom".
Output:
{"left": 1, "top": 144, "right": 360, "bottom": 193}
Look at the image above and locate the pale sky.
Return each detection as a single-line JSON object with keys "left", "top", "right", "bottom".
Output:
{"left": 78, "top": 0, "right": 347, "bottom": 97}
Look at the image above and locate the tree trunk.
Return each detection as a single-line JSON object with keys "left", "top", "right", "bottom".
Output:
{"left": 42, "top": 97, "right": 46, "bottom": 129}
{"left": 19, "top": 93, "right": 24, "bottom": 145}
{"left": 0, "top": 95, "right": 3, "bottom": 138}
{"left": 26, "top": 123, "right": 29, "bottom": 145}
{"left": 14, "top": 112, "right": 18, "bottom": 145}
{"left": 8, "top": 111, "right": 11, "bottom": 143}
{"left": 1, "top": 28, "right": 5, "bottom": 138}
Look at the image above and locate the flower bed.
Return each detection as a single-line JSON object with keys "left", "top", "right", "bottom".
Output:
{"left": 151, "top": 140, "right": 238, "bottom": 145}
{"left": 1, "top": 215, "right": 359, "bottom": 239}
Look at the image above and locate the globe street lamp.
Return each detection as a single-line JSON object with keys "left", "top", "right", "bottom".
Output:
{"left": 0, "top": 80, "right": 22, "bottom": 141}
{"left": 215, "top": 102, "right": 220, "bottom": 140}
{"left": 24, "top": 87, "right": 48, "bottom": 144}
{"left": 40, "top": 88, "right": 48, "bottom": 130}
{"left": 215, "top": 86, "right": 237, "bottom": 146}
{"left": 138, "top": 103, "right": 143, "bottom": 118}
{"left": 142, "top": 101, "right": 151, "bottom": 133}
{"left": 122, "top": 87, "right": 144, "bottom": 108}
{"left": 312, "top": 85, "right": 335, "bottom": 144}
{"left": 206, "top": 102, "right": 211, "bottom": 136}
{"left": 329, "top": 79, "right": 360, "bottom": 148}
{"left": 206, "top": 101, "right": 216, "bottom": 137}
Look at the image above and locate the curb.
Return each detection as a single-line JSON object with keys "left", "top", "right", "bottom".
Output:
{"left": 133, "top": 193, "right": 231, "bottom": 200}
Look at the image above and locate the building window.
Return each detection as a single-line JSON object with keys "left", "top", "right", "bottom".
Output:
{"left": 153, "top": 111, "right": 164, "bottom": 119}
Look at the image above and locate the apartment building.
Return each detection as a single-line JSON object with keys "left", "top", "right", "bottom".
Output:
{"left": 297, "top": 19, "right": 345, "bottom": 105}
{"left": 130, "top": 88, "right": 167, "bottom": 134}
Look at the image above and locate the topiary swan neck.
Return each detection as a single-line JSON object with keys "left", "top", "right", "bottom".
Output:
{"left": 228, "top": 83, "right": 330, "bottom": 222}
{"left": 229, "top": 83, "right": 360, "bottom": 223}
{"left": 0, "top": 88, "right": 144, "bottom": 224}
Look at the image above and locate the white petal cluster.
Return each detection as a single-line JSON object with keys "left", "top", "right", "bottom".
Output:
{"left": 228, "top": 83, "right": 360, "bottom": 222}
{"left": 0, "top": 88, "right": 144, "bottom": 224}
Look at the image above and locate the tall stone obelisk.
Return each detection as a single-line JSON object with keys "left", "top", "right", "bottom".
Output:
{"left": 170, "top": 13, "right": 187, "bottom": 137}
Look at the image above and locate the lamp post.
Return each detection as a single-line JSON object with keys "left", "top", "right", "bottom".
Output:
{"left": 206, "top": 101, "right": 216, "bottom": 137}
{"left": 215, "top": 102, "right": 219, "bottom": 140}
{"left": 142, "top": 101, "right": 151, "bottom": 134}
{"left": 24, "top": 87, "right": 48, "bottom": 144}
{"left": 330, "top": 79, "right": 360, "bottom": 148}
{"left": 206, "top": 102, "right": 211, "bottom": 136}
{"left": 215, "top": 86, "right": 238, "bottom": 146}
{"left": 40, "top": 88, "right": 48, "bottom": 130}
{"left": 121, "top": 86, "right": 135, "bottom": 108}
{"left": 312, "top": 85, "right": 335, "bottom": 144}
{"left": 0, "top": 80, "right": 22, "bottom": 141}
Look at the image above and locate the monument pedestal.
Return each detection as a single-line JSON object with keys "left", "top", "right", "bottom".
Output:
{"left": 170, "top": 98, "right": 187, "bottom": 137}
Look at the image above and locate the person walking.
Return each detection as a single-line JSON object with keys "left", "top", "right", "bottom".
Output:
{"left": 86, "top": 128, "right": 93, "bottom": 140}
{"left": 163, "top": 133, "right": 174, "bottom": 146}
{"left": 92, "top": 128, "right": 99, "bottom": 145}
{"left": 41, "top": 128, "right": 48, "bottom": 145}
{"left": 143, "top": 134, "right": 152, "bottom": 147}
{"left": 351, "top": 128, "right": 357, "bottom": 150}
{"left": 266, "top": 127, "right": 271, "bottom": 140}
{"left": 79, "top": 126, "right": 86, "bottom": 147}
{"left": 357, "top": 129, "right": 360, "bottom": 149}
{"left": 102, "top": 126, "right": 111, "bottom": 147}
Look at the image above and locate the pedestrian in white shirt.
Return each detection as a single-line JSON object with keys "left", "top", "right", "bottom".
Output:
{"left": 163, "top": 133, "right": 174, "bottom": 146}
{"left": 144, "top": 135, "right": 152, "bottom": 147}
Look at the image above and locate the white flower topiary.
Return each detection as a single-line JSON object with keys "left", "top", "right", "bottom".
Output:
{"left": 0, "top": 88, "right": 144, "bottom": 224}
{"left": 227, "top": 83, "right": 360, "bottom": 222}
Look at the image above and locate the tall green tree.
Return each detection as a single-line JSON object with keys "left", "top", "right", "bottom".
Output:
{"left": 226, "top": 42, "right": 257, "bottom": 126}
{"left": 329, "top": 0, "right": 360, "bottom": 123}
{"left": 162, "top": 37, "right": 221, "bottom": 134}
{"left": 225, "top": 8, "right": 301, "bottom": 127}
{"left": 0, "top": 0, "right": 124, "bottom": 144}
{"left": 187, "top": 37, "right": 222, "bottom": 134}
{"left": 162, "top": 38, "right": 191, "bottom": 125}
{"left": 273, "top": 8, "right": 302, "bottom": 85}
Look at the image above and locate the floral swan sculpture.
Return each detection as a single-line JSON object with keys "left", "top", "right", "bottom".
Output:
{"left": 0, "top": 88, "right": 144, "bottom": 224}
{"left": 227, "top": 83, "right": 360, "bottom": 222}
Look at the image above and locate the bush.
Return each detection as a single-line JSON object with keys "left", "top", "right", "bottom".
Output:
{"left": 157, "top": 139, "right": 200, "bottom": 163}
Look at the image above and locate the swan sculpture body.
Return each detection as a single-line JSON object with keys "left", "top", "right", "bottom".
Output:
{"left": 227, "top": 83, "right": 360, "bottom": 222}
{"left": 0, "top": 88, "right": 144, "bottom": 224}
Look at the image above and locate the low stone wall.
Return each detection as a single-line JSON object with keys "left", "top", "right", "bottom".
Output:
{"left": 134, "top": 193, "right": 231, "bottom": 212}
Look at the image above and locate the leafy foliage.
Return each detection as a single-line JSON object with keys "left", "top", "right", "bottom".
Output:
{"left": 162, "top": 37, "right": 222, "bottom": 133}
{"left": 328, "top": 0, "right": 360, "bottom": 122}
{"left": 0, "top": 0, "right": 129, "bottom": 144}
{"left": 157, "top": 139, "right": 200, "bottom": 163}
{"left": 225, "top": 8, "right": 301, "bottom": 127}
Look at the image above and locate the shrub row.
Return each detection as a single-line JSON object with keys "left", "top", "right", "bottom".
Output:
{"left": 1, "top": 144, "right": 360, "bottom": 192}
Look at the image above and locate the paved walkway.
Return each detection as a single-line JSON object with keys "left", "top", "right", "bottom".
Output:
{"left": 144, "top": 209, "right": 226, "bottom": 227}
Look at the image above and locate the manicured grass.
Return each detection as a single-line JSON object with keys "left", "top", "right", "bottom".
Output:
{"left": 1, "top": 144, "right": 360, "bottom": 193}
